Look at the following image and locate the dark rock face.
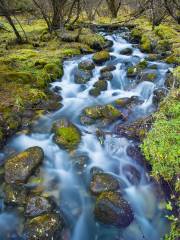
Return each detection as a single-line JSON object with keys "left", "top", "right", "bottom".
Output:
{"left": 5, "top": 147, "right": 44, "bottom": 184}
{"left": 122, "top": 164, "right": 141, "bottom": 185}
{"left": 24, "top": 213, "right": 64, "bottom": 240}
{"left": 4, "top": 184, "right": 27, "bottom": 205}
{"left": 100, "top": 65, "right": 116, "bottom": 73}
{"left": 78, "top": 60, "right": 95, "bottom": 71}
{"left": 115, "top": 116, "right": 153, "bottom": 141}
{"left": 90, "top": 173, "right": 120, "bottom": 195}
{"left": 120, "top": 48, "right": 133, "bottom": 55}
{"left": 90, "top": 167, "right": 104, "bottom": 176}
{"left": 104, "top": 40, "right": 113, "bottom": 49}
{"left": 99, "top": 71, "right": 113, "bottom": 81}
{"left": 74, "top": 69, "right": 92, "bottom": 84}
{"left": 26, "top": 196, "right": 52, "bottom": 217}
{"left": 153, "top": 88, "right": 168, "bottom": 105}
{"left": 94, "top": 191, "right": 134, "bottom": 227}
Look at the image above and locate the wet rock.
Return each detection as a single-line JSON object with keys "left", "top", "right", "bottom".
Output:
{"left": 52, "top": 118, "right": 81, "bottom": 151}
{"left": 53, "top": 86, "right": 62, "bottom": 93}
{"left": 127, "top": 66, "right": 139, "bottom": 77}
{"left": 5, "top": 147, "right": 44, "bottom": 184}
{"left": 100, "top": 65, "right": 116, "bottom": 73}
{"left": 26, "top": 196, "right": 52, "bottom": 217}
{"left": 122, "top": 165, "right": 141, "bottom": 185}
{"left": 115, "top": 116, "right": 152, "bottom": 141}
{"left": 99, "top": 71, "right": 113, "bottom": 81}
{"left": 80, "top": 115, "right": 95, "bottom": 125}
{"left": 94, "top": 191, "right": 134, "bottom": 227}
{"left": 24, "top": 213, "right": 64, "bottom": 240}
{"left": 165, "top": 72, "right": 179, "bottom": 89}
{"left": 153, "top": 88, "right": 168, "bottom": 105}
{"left": 89, "top": 87, "right": 101, "bottom": 97}
{"left": 90, "top": 173, "right": 120, "bottom": 196}
{"left": 93, "top": 51, "right": 110, "bottom": 64}
{"left": 93, "top": 80, "right": 108, "bottom": 91}
{"left": 119, "top": 48, "right": 133, "bottom": 55}
{"left": 81, "top": 104, "right": 123, "bottom": 125}
{"left": 4, "top": 184, "right": 27, "bottom": 205}
{"left": 74, "top": 69, "right": 92, "bottom": 84}
{"left": 114, "top": 96, "right": 141, "bottom": 108}
{"left": 104, "top": 40, "right": 113, "bottom": 49}
{"left": 138, "top": 71, "right": 157, "bottom": 83}
{"left": 78, "top": 60, "right": 95, "bottom": 71}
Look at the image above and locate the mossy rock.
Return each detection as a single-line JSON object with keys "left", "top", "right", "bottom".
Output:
{"left": 140, "top": 35, "right": 152, "bottom": 53}
{"left": 24, "top": 213, "right": 64, "bottom": 240}
{"left": 4, "top": 184, "right": 27, "bottom": 205}
{"left": 78, "top": 60, "right": 95, "bottom": 71}
{"left": 99, "top": 71, "right": 113, "bottom": 81}
{"left": 74, "top": 69, "right": 92, "bottom": 84}
{"left": 94, "top": 191, "right": 134, "bottom": 227}
{"left": 93, "top": 51, "right": 110, "bottom": 64}
{"left": 137, "top": 60, "right": 148, "bottom": 69}
{"left": 131, "top": 28, "right": 142, "bottom": 42}
{"left": 79, "top": 32, "right": 106, "bottom": 50}
{"left": 90, "top": 173, "right": 120, "bottom": 196}
{"left": 81, "top": 104, "right": 122, "bottom": 125}
{"left": 165, "top": 55, "right": 179, "bottom": 64}
{"left": 5, "top": 146, "right": 44, "bottom": 184}
{"left": 34, "top": 59, "right": 48, "bottom": 69}
{"left": 89, "top": 87, "right": 101, "bottom": 97}
{"left": 52, "top": 118, "right": 81, "bottom": 151}
{"left": 127, "top": 66, "right": 138, "bottom": 77}
{"left": 44, "top": 63, "right": 63, "bottom": 80}
{"left": 0, "top": 71, "right": 34, "bottom": 84}
{"left": 100, "top": 65, "right": 116, "bottom": 73}
{"left": 93, "top": 80, "right": 107, "bottom": 91}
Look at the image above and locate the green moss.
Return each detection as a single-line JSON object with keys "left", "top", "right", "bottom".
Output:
{"left": 89, "top": 88, "right": 101, "bottom": 97}
{"left": 44, "top": 63, "right": 63, "bottom": 80}
{"left": 131, "top": 28, "right": 142, "bottom": 40}
{"left": 93, "top": 80, "right": 107, "bottom": 91}
{"left": 60, "top": 48, "right": 81, "bottom": 56}
{"left": 79, "top": 32, "right": 105, "bottom": 49}
{"left": 138, "top": 60, "right": 148, "bottom": 69}
{"left": 0, "top": 71, "right": 34, "bottom": 84}
{"left": 147, "top": 73, "right": 157, "bottom": 81}
{"left": 165, "top": 55, "right": 179, "bottom": 65}
{"left": 93, "top": 51, "right": 110, "bottom": 64}
{"left": 140, "top": 34, "right": 152, "bottom": 53}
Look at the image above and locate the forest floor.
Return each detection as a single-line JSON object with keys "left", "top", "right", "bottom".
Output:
{"left": 0, "top": 15, "right": 179, "bottom": 239}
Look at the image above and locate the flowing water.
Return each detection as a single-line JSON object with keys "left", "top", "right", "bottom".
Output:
{"left": 0, "top": 29, "right": 170, "bottom": 240}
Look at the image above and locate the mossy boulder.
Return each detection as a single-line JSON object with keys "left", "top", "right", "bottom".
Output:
{"left": 5, "top": 147, "right": 44, "bottom": 184}
{"left": 140, "top": 35, "right": 152, "bottom": 53}
{"left": 99, "top": 71, "right": 113, "bottom": 81}
{"left": 78, "top": 60, "right": 95, "bottom": 71}
{"left": 89, "top": 88, "right": 101, "bottom": 97}
{"left": 4, "top": 184, "right": 27, "bottom": 205}
{"left": 26, "top": 196, "right": 52, "bottom": 217}
{"left": 100, "top": 65, "right": 116, "bottom": 73}
{"left": 79, "top": 31, "right": 106, "bottom": 50}
{"left": 52, "top": 118, "right": 81, "bottom": 151}
{"left": 127, "top": 60, "right": 148, "bottom": 78}
{"left": 34, "top": 59, "right": 48, "bottom": 69}
{"left": 93, "top": 80, "right": 108, "bottom": 91}
{"left": 165, "top": 54, "right": 179, "bottom": 64}
{"left": 90, "top": 173, "right": 120, "bottom": 196}
{"left": 93, "top": 51, "right": 110, "bottom": 64}
{"left": 81, "top": 104, "right": 122, "bottom": 125}
{"left": 74, "top": 69, "right": 92, "bottom": 84}
{"left": 138, "top": 71, "right": 157, "bottom": 82}
{"left": 43, "top": 63, "right": 63, "bottom": 80}
{"left": 115, "top": 96, "right": 140, "bottom": 108}
{"left": 94, "top": 191, "right": 134, "bottom": 227}
{"left": 24, "top": 214, "right": 64, "bottom": 240}
{"left": 119, "top": 48, "right": 133, "bottom": 55}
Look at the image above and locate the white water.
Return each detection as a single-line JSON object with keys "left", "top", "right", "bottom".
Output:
{"left": 0, "top": 30, "right": 170, "bottom": 240}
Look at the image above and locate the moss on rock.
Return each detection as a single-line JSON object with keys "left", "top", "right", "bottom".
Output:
{"left": 93, "top": 51, "right": 110, "bottom": 64}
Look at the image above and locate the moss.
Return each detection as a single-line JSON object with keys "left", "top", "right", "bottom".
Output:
{"left": 131, "top": 28, "right": 142, "bottom": 40}
{"left": 89, "top": 88, "right": 101, "bottom": 97}
{"left": 138, "top": 60, "right": 148, "bottom": 69}
{"left": 60, "top": 48, "right": 81, "bottom": 56}
{"left": 43, "top": 63, "right": 63, "bottom": 80}
{"left": 165, "top": 55, "right": 179, "bottom": 65}
{"left": 79, "top": 32, "right": 105, "bottom": 49}
{"left": 93, "top": 80, "right": 107, "bottom": 91}
{"left": 147, "top": 73, "right": 157, "bottom": 81}
{"left": 93, "top": 51, "right": 110, "bottom": 64}
{"left": 0, "top": 71, "right": 34, "bottom": 84}
{"left": 140, "top": 34, "right": 152, "bottom": 53}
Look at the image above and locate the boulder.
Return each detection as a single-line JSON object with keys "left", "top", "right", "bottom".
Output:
{"left": 89, "top": 87, "right": 101, "bottom": 97}
{"left": 93, "top": 51, "right": 110, "bottom": 64}
{"left": 52, "top": 118, "right": 81, "bottom": 151}
{"left": 90, "top": 173, "right": 120, "bottom": 195}
{"left": 93, "top": 80, "right": 108, "bottom": 91}
{"left": 4, "top": 184, "right": 27, "bottom": 205}
{"left": 81, "top": 104, "right": 122, "bottom": 125}
{"left": 119, "top": 48, "right": 133, "bottom": 55}
{"left": 74, "top": 69, "right": 92, "bottom": 84}
{"left": 138, "top": 71, "right": 157, "bottom": 83}
{"left": 78, "top": 60, "right": 95, "bottom": 71}
{"left": 5, "top": 147, "right": 44, "bottom": 184}
{"left": 122, "top": 165, "right": 141, "bottom": 185}
{"left": 100, "top": 65, "right": 116, "bottom": 73}
{"left": 114, "top": 96, "right": 141, "bottom": 108}
{"left": 26, "top": 196, "right": 52, "bottom": 217}
{"left": 153, "top": 88, "right": 168, "bottom": 105}
{"left": 24, "top": 214, "right": 64, "bottom": 240}
{"left": 94, "top": 191, "right": 134, "bottom": 227}
{"left": 99, "top": 71, "right": 113, "bottom": 81}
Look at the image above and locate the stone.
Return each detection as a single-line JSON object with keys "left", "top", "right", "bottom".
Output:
{"left": 93, "top": 51, "right": 110, "bottom": 64}
{"left": 78, "top": 60, "right": 95, "bottom": 71}
{"left": 74, "top": 69, "right": 92, "bottom": 84}
{"left": 100, "top": 65, "right": 116, "bottom": 73}
{"left": 5, "top": 147, "right": 44, "bottom": 184}
{"left": 119, "top": 48, "right": 133, "bottom": 55}
{"left": 122, "top": 164, "right": 141, "bottom": 185}
{"left": 94, "top": 191, "right": 134, "bottom": 227}
{"left": 99, "top": 71, "right": 113, "bottom": 81}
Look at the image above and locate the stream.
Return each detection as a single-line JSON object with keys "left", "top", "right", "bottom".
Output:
{"left": 0, "top": 28, "right": 170, "bottom": 240}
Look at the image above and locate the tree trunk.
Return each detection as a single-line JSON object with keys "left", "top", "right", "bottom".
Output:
{"left": 51, "top": 0, "right": 61, "bottom": 29}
